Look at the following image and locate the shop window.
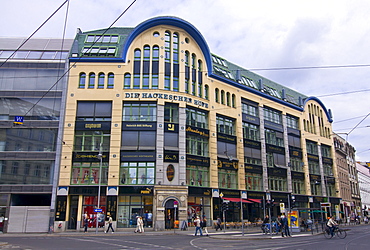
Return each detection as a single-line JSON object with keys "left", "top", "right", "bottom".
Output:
{"left": 122, "top": 102, "right": 156, "bottom": 121}
{"left": 120, "top": 162, "right": 155, "bottom": 185}
{"left": 71, "top": 162, "right": 108, "bottom": 185}
{"left": 245, "top": 173, "right": 263, "bottom": 191}
{"left": 186, "top": 165, "right": 209, "bottom": 187}
{"left": 218, "top": 169, "right": 237, "bottom": 189}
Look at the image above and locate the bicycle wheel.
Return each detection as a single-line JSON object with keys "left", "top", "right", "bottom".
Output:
{"left": 324, "top": 228, "right": 332, "bottom": 239}
{"left": 336, "top": 229, "right": 347, "bottom": 239}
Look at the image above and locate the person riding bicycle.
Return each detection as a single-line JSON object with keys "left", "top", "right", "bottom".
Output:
{"left": 326, "top": 216, "right": 338, "bottom": 237}
{"left": 261, "top": 215, "right": 270, "bottom": 233}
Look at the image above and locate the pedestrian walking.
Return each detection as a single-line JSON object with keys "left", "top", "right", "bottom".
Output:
{"left": 83, "top": 213, "right": 89, "bottom": 233}
{"left": 105, "top": 215, "right": 114, "bottom": 233}
{"left": 193, "top": 216, "right": 203, "bottom": 236}
{"left": 281, "top": 214, "right": 291, "bottom": 237}
{"left": 215, "top": 216, "right": 222, "bottom": 231}
{"left": 135, "top": 216, "right": 144, "bottom": 233}
{"left": 202, "top": 215, "right": 209, "bottom": 236}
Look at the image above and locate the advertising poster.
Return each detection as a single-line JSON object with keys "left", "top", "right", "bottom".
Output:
{"left": 288, "top": 210, "right": 299, "bottom": 228}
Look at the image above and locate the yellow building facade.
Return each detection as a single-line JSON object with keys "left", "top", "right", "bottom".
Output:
{"left": 55, "top": 17, "right": 340, "bottom": 231}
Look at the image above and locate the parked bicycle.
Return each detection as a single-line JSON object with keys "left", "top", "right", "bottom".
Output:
{"left": 323, "top": 226, "right": 347, "bottom": 239}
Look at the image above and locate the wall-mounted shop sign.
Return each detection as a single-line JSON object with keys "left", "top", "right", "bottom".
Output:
{"left": 289, "top": 148, "right": 302, "bottom": 158}
{"left": 75, "top": 121, "right": 111, "bottom": 130}
{"left": 166, "top": 164, "right": 175, "bottom": 181}
{"left": 217, "top": 158, "right": 238, "bottom": 170}
{"left": 245, "top": 164, "right": 263, "bottom": 174}
{"left": 186, "top": 126, "right": 209, "bottom": 138}
{"left": 164, "top": 151, "right": 179, "bottom": 163}
{"left": 322, "top": 157, "right": 333, "bottom": 165}
{"left": 55, "top": 196, "right": 67, "bottom": 221}
{"left": 267, "top": 167, "right": 287, "bottom": 177}
{"left": 243, "top": 139, "right": 261, "bottom": 149}
{"left": 219, "top": 189, "right": 240, "bottom": 198}
{"left": 186, "top": 155, "right": 210, "bottom": 167}
{"left": 271, "top": 192, "right": 289, "bottom": 202}
{"left": 307, "top": 154, "right": 319, "bottom": 162}
{"left": 122, "top": 121, "right": 156, "bottom": 130}
{"left": 73, "top": 152, "right": 109, "bottom": 162}
{"left": 189, "top": 187, "right": 212, "bottom": 196}
{"left": 309, "top": 174, "right": 321, "bottom": 181}
{"left": 69, "top": 186, "right": 106, "bottom": 195}
{"left": 266, "top": 144, "right": 285, "bottom": 154}
{"left": 291, "top": 171, "right": 305, "bottom": 180}
{"left": 165, "top": 123, "right": 179, "bottom": 133}
{"left": 217, "top": 133, "right": 237, "bottom": 144}
{"left": 264, "top": 120, "right": 284, "bottom": 132}
{"left": 118, "top": 186, "right": 153, "bottom": 195}
{"left": 124, "top": 92, "right": 208, "bottom": 108}
{"left": 242, "top": 113, "right": 260, "bottom": 125}
{"left": 246, "top": 191, "right": 265, "bottom": 199}
{"left": 120, "top": 151, "right": 156, "bottom": 161}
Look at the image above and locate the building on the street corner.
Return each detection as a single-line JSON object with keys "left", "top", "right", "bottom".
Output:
{"left": 0, "top": 37, "right": 73, "bottom": 233}
{"left": 53, "top": 16, "right": 344, "bottom": 232}
{"left": 357, "top": 162, "right": 370, "bottom": 219}
{"left": 333, "top": 134, "right": 361, "bottom": 222}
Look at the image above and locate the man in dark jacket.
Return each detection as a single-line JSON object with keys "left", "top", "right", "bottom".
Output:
{"left": 281, "top": 214, "right": 291, "bottom": 237}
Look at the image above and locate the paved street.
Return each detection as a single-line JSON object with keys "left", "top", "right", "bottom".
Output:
{"left": 0, "top": 224, "right": 368, "bottom": 249}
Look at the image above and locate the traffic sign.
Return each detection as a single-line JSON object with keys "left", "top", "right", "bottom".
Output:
{"left": 94, "top": 209, "right": 102, "bottom": 212}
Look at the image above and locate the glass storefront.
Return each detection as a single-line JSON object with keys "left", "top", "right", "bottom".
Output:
{"left": 82, "top": 196, "right": 106, "bottom": 228}
{"left": 117, "top": 195, "right": 153, "bottom": 228}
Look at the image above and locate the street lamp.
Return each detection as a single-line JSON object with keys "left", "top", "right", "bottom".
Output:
{"left": 95, "top": 143, "right": 103, "bottom": 234}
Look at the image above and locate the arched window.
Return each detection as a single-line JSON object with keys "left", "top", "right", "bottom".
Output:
{"left": 221, "top": 90, "right": 225, "bottom": 104}
{"left": 107, "top": 73, "right": 114, "bottom": 89}
{"left": 98, "top": 73, "right": 105, "bottom": 88}
{"left": 134, "top": 49, "right": 141, "bottom": 60}
{"left": 164, "top": 31, "right": 171, "bottom": 63}
{"left": 231, "top": 94, "right": 236, "bottom": 108}
{"left": 215, "top": 88, "right": 219, "bottom": 103}
{"left": 173, "top": 33, "right": 179, "bottom": 63}
{"left": 226, "top": 92, "right": 230, "bottom": 106}
{"left": 88, "top": 73, "right": 95, "bottom": 88}
{"left": 185, "top": 51, "right": 189, "bottom": 66}
{"left": 204, "top": 85, "right": 209, "bottom": 100}
{"left": 152, "top": 45, "right": 159, "bottom": 89}
{"left": 79, "top": 73, "right": 86, "bottom": 88}
{"left": 143, "top": 45, "right": 150, "bottom": 61}
{"left": 124, "top": 73, "right": 131, "bottom": 89}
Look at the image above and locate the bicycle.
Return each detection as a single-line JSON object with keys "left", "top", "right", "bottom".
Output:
{"left": 323, "top": 226, "right": 347, "bottom": 239}
{"left": 261, "top": 223, "right": 279, "bottom": 235}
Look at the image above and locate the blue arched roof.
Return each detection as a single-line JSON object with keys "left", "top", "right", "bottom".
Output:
{"left": 121, "top": 16, "right": 213, "bottom": 74}
{"left": 303, "top": 97, "right": 333, "bottom": 123}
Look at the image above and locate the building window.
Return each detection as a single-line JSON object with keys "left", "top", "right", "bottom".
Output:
{"left": 74, "top": 131, "right": 110, "bottom": 152}
{"left": 290, "top": 157, "right": 303, "bottom": 172}
{"left": 321, "top": 145, "right": 331, "bottom": 158}
{"left": 164, "top": 103, "right": 179, "bottom": 123}
{"left": 215, "top": 88, "right": 220, "bottom": 103}
{"left": 265, "top": 129, "right": 284, "bottom": 147}
{"left": 107, "top": 73, "right": 114, "bottom": 89}
{"left": 76, "top": 101, "right": 112, "bottom": 121}
{"left": 186, "top": 165, "right": 209, "bottom": 187}
{"left": 173, "top": 33, "right": 179, "bottom": 63}
{"left": 79, "top": 73, "right": 86, "bottom": 88}
{"left": 88, "top": 73, "right": 95, "bottom": 88}
{"left": 242, "top": 102, "right": 258, "bottom": 117}
{"left": 164, "top": 31, "right": 171, "bottom": 63}
{"left": 186, "top": 107, "right": 208, "bottom": 129}
{"left": 216, "top": 116, "right": 235, "bottom": 136}
{"left": 186, "top": 135, "right": 209, "bottom": 157}
{"left": 231, "top": 94, "right": 236, "bottom": 108}
{"left": 218, "top": 169, "right": 237, "bottom": 189}
{"left": 311, "top": 181, "right": 322, "bottom": 196}
{"left": 308, "top": 161, "right": 320, "bottom": 175}
{"left": 242, "top": 122, "right": 260, "bottom": 141}
{"left": 71, "top": 162, "right": 108, "bottom": 185}
{"left": 204, "top": 85, "right": 209, "bottom": 100}
{"left": 264, "top": 107, "right": 282, "bottom": 124}
{"left": 292, "top": 179, "right": 305, "bottom": 194}
{"left": 123, "top": 102, "right": 156, "bottom": 121}
{"left": 124, "top": 73, "right": 131, "bottom": 89}
{"left": 286, "top": 115, "right": 299, "bottom": 129}
{"left": 117, "top": 196, "right": 153, "bottom": 228}
{"left": 268, "top": 176, "right": 287, "bottom": 191}
{"left": 221, "top": 90, "right": 225, "bottom": 105}
{"left": 306, "top": 141, "right": 318, "bottom": 155}
{"left": 245, "top": 173, "right": 263, "bottom": 191}
{"left": 120, "top": 162, "right": 155, "bottom": 185}
{"left": 98, "top": 73, "right": 105, "bottom": 88}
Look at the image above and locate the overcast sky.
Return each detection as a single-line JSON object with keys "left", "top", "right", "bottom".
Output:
{"left": 1, "top": 0, "right": 369, "bottom": 161}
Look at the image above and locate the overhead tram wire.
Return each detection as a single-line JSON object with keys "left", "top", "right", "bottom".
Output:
{"left": 248, "top": 63, "right": 370, "bottom": 72}
{"left": 0, "top": 0, "right": 69, "bottom": 69}
{"left": 23, "top": 0, "right": 137, "bottom": 119}
{"left": 347, "top": 112, "right": 370, "bottom": 136}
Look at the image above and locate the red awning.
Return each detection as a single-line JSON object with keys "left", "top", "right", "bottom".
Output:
{"left": 246, "top": 198, "right": 262, "bottom": 203}
{"left": 223, "top": 197, "right": 253, "bottom": 203}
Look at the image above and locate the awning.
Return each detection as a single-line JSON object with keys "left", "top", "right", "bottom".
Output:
{"left": 223, "top": 197, "right": 253, "bottom": 203}
{"left": 246, "top": 198, "right": 262, "bottom": 203}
